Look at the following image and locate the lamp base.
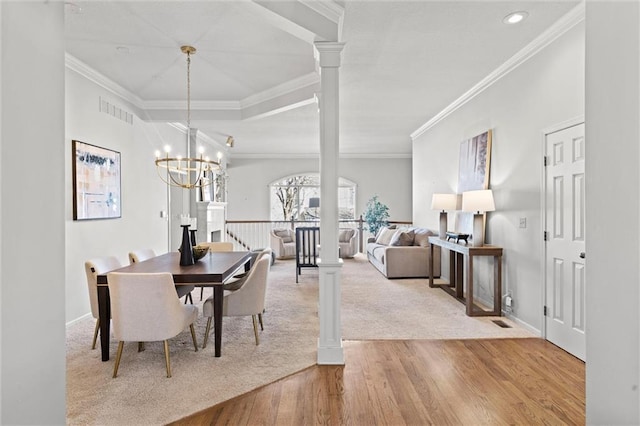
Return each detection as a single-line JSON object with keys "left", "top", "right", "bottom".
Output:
{"left": 472, "top": 213, "right": 484, "bottom": 247}
{"left": 439, "top": 211, "right": 447, "bottom": 239}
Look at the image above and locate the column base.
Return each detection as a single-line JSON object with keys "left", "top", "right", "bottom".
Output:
{"left": 317, "top": 339, "right": 345, "bottom": 365}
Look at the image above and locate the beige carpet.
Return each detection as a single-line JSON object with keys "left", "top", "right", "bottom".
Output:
{"left": 66, "top": 253, "right": 533, "bottom": 425}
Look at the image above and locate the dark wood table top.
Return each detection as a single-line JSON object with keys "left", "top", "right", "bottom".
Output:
{"left": 96, "top": 251, "right": 251, "bottom": 285}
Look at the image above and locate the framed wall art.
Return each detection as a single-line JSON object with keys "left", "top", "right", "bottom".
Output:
{"left": 72, "top": 140, "right": 121, "bottom": 220}
{"left": 455, "top": 129, "right": 492, "bottom": 235}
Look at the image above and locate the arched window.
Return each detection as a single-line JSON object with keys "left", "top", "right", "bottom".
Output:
{"left": 270, "top": 174, "right": 356, "bottom": 221}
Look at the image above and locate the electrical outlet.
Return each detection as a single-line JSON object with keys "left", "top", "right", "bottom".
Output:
{"left": 519, "top": 217, "right": 527, "bottom": 228}
{"left": 505, "top": 296, "right": 513, "bottom": 307}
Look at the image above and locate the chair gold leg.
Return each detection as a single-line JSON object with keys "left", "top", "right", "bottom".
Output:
{"left": 258, "top": 313, "right": 264, "bottom": 331}
{"left": 203, "top": 317, "right": 212, "bottom": 348}
{"left": 252, "top": 315, "right": 260, "bottom": 345}
{"left": 92, "top": 318, "right": 100, "bottom": 350}
{"left": 113, "top": 341, "right": 124, "bottom": 378}
{"left": 190, "top": 324, "right": 198, "bottom": 352}
{"left": 138, "top": 342, "right": 145, "bottom": 352}
{"left": 163, "top": 340, "right": 171, "bottom": 378}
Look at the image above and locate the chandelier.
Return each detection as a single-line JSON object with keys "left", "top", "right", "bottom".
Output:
{"left": 155, "top": 45, "right": 220, "bottom": 189}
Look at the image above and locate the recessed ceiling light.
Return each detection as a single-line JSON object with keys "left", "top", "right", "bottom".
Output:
{"left": 503, "top": 11, "right": 528, "bottom": 25}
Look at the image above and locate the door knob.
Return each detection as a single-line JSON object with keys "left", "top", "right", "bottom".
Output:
{"left": 579, "top": 252, "right": 586, "bottom": 259}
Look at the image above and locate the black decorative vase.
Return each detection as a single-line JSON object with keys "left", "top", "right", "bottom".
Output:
{"left": 190, "top": 229, "right": 197, "bottom": 246}
{"left": 179, "top": 225, "right": 195, "bottom": 266}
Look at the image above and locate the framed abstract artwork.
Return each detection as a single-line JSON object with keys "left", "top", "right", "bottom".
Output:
{"left": 72, "top": 140, "right": 121, "bottom": 220}
{"left": 455, "top": 129, "right": 492, "bottom": 235}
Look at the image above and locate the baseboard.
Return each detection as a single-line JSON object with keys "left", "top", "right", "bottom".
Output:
{"left": 503, "top": 311, "right": 541, "bottom": 336}
{"left": 66, "top": 312, "right": 92, "bottom": 328}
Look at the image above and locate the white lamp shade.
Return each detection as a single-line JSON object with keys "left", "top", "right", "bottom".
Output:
{"left": 462, "top": 189, "right": 495, "bottom": 213}
{"left": 431, "top": 193, "right": 458, "bottom": 211}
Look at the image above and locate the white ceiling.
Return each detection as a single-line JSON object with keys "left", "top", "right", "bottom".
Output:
{"left": 65, "top": 1, "right": 580, "bottom": 158}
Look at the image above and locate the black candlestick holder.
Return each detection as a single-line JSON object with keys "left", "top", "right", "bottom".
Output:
{"left": 179, "top": 225, "right": 195, "bottom": 266}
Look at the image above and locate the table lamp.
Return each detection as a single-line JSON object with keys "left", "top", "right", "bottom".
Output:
{"left": 461, "top": 189, "right": 495, "bottom": 247}
{"left": 431, "top": 193, "right": 458, "bottom": 239}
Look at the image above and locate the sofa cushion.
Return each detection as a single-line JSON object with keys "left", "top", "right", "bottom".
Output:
{"left": 375, "top": 227, "right": 396, "bottom": 245}
{"left": 390, "top": 229, "right": 415, "bottom": 246}
{"left": 413, "top": 228, "right": 433, "bottom": 247}
{"left": 274, "top": 229, "right": 293, "bottom": 243}
{"left": 339, "top": 228, "right": 355, "bottom": 243}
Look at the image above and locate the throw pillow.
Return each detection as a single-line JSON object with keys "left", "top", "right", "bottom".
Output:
{"left": 339, "top": 228, "right": 355, "bottom": 243}
{"left": 389, "top": 229, "right": 415, "bottom": 246}
{"left": 274, "top": 229, "right": 293, "bottom": 243}
{"left": 413, "top": 228, "right": 434, "bottom": 247}
{"left": 375, "top": 227, "right": 396, "bottom": 246}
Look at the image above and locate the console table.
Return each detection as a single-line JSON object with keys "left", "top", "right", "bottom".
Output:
{"left": 428, "top": 236, "right": 503, "bottom": 316}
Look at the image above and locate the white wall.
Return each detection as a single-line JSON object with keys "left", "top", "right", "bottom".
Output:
{"left": 412, "top": 22, "right": 585, "bottom": 331}
{"left": 585, "top": 2, "right": 639, "bottom": 423}
{"left": 1, "top": 2, "right": 66, "bottom": 423}
{"left": 226, "top": 157, "right": 412, "bottom": 224}
{"left": 65, "top": 69, "right": 181, "bottom": 323}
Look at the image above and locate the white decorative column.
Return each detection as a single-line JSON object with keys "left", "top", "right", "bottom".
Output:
{"left": 314, "top": 41, "right": 345, "bottom": 365}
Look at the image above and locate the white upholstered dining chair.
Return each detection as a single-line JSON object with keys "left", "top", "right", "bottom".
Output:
{"left": 202, "top": 253, "right": 271, "bottom": 348}
{"left": 128, "top": 248, "right": 195, "bottom": 304}
{"left": 84, "top": 256, "right": 123, "bottom": 349}
{"left": 197, "top": 242, "right": 234, "bottom": 300}
{"left": 107, "top": 272, "right": 199, "bottom": 378}
{"left": 128, "top": 248, "right": 156, "bottom": 264}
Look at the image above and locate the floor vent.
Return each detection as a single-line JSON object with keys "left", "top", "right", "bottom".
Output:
{"left": 492, "top": 320, "right": 512, "bottom": 328}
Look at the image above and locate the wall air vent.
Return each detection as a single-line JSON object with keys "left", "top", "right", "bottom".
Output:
{"left": 99, "top": 96, "right": 133, "bottom": 125}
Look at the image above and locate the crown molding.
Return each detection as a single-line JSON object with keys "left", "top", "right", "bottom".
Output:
{"left": 410, "top": 2, "right": 585, "bottom": 141}
{"left": 231, "top": 152, "right": 411, "bottom": 160}
{"left": 65, "top": 53, "right": 145, "bottom": 108}
{"left": 143, "top": 100, "right": 241, "bottom": 110}
{"left": 66, "top": 52, "right": 318, "bottom": 120}
{"left": 299, "top": 0, "right": 344, "bottom": 25}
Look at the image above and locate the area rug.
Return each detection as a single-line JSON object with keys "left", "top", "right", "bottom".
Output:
{"left": 66, "top": 253, "right": 533, "bottom": 424}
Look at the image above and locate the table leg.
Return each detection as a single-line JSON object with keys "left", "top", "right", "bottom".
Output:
{"left": 466, "top": 255, "right": 474, "bottom": 316}
{"left": 448, "top": 251, "right": 455, "bottom": 288}
{"left": 97, "top": 286, "right": 111, "bottom": 361}
{"left": 494, "top": 255, "right": 502, "bottom": 315}
{"left": 214, "top": 285, "right": 223, "bottom": 357}
{"left": 429, "top": 242, "right": 435, "bottom": 287}
{"left": 455, "top": 252, "right": 464, "bottom": 299}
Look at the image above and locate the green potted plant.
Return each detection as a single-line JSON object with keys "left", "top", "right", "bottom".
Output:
{"left": 363, "top": 195, "right": 390, "bottom": 237}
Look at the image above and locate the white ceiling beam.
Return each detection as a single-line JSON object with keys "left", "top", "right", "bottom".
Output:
{"left": 252, "top": 0, "right": 342, "bottom": 42}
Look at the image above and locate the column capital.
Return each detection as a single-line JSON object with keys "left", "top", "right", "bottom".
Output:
{"left": 314, "top": 41, "right": 346, "bottom": 68}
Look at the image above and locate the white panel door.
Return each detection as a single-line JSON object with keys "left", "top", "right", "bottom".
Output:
{"left": 544, "top": 123, "right": 586, "bottom": 361}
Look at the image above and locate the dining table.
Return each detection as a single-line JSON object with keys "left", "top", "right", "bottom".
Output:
{"left": 96, "top": 250, "right": 252, "bottom": 362}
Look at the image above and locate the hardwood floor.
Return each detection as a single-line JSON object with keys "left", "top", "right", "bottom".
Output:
{"left": 170, "top": 338, "right": 585, "bottom": 425}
